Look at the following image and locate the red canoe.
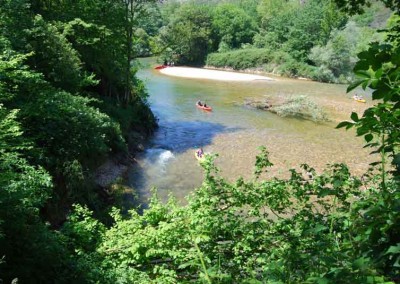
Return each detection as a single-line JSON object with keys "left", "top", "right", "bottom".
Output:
{"left": 196, "top": 103, "right": 212, "bottom": 111}
{"left": 155, "top": 65, "right": 167, "bottom": 70}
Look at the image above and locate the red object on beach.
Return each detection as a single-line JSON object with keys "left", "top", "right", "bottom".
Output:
{"left": 196, "top": 103, "right": 212, "bottom": 111}
{"left": 155, "top": 65, "right": 167, "bottom": 70}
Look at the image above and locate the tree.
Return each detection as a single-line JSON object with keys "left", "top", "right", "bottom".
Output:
{"left": 160, "top": 4, "right": 213, "bottom": 65}
{"left": 212, "top": 3, "right": 257, "bottom": 51}
{"left": 333, "top": 0, "right": 400, "bottom": 15}
{"left": 309, "top": 21, "right": 370, "bottom": 79}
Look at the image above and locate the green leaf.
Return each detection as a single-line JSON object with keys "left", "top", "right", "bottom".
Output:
{"left": 353, "top": 257, "right": 370, "bottom": 270}
{"left": 336, "top": 121, "right": 353, "bottom": 129}
{"left": 350, "top": 112, "right": 359, "bottom": 122}
{"left": 355, "top": 70, "right": 372, "bottom": 79}
{"left": 364, "top": 134, "right": 373, "bottom": 142}
{"left": 385, "top": 244, "right": 400, "bottom": 255}
{"left": 372, "top": 89, "right": 386, "bottom": 100}
{"left": 347, "top": 79, "right": 366, "bottom": 92}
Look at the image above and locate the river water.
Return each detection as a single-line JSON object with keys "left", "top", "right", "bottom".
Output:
{"left": 128, "top": 58, "right": 373, "bottom": 205}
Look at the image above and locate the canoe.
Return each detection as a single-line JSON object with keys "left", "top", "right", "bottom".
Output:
{"left": 155, "top": 65, "right": 167, "bottom": 70}
{"left": 196, "top": 103, "right": 212, "bottom": 111}
{"left": 194, "top": 151, "right": 206, "bottom": 163}
{"left": 352, "top": 96, "right": 366, "bottom": 103}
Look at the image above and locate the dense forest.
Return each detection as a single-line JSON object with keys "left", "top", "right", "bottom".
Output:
{"left": 148, "top": 0, "right": 393, "bottom": 83}
{"left": 1, "top": 0, "right": 400, "bottom": 283}
{"left": 0, "top": 0, "right": 157, "bottom": 281}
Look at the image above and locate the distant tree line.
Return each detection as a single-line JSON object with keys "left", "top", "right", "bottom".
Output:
{"left": 149, "top": 0, "right": 393, "bottom": 82}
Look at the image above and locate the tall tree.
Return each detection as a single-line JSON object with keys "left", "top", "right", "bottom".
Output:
{"left": 212, "top": 3, "right": 257, "bottom": 51}
{"left": 160, "top": 3, "right": 213, "bottom": 64}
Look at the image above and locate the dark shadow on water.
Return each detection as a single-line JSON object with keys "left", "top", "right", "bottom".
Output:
{"left": 148, "top": 120, "right": 239, "bottom": 153}
{"left": 124, "top": 119, "right": 241, "bottom": 214}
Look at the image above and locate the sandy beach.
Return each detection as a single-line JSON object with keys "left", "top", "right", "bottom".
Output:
{"left": 159, "top": 66, "right": 274, "bottom": 81}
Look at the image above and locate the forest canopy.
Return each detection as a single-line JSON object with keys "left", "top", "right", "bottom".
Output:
{"left": 152, "top": 0, "right": 393, "bottom": 83}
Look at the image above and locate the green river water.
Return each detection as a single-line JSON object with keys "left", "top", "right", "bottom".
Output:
{"left": 128, "top": 58, "right": 374, "bottom": 205}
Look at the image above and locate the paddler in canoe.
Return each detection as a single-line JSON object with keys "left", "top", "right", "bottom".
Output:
{"left": 196, "top": 100, "right": 212, "bottom": 111}
{"left": 195, "top": 148, "right": 206, "bottom": 162}
{"left": 352, "top": 94, "right": 366, "bottom": 103}
{"left": 196, "top": 148, "right": 204, "bottom": 158}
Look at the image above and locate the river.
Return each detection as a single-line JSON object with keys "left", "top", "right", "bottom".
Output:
{"left": 127, "top": 58, "right": 374, "bottom": 205}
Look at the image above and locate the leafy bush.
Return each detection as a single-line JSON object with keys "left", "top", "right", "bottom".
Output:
{"left": 60, "top": 149, "right": 399, "bottom": 283}
{"left": 273, "top": 95, "right": 329, "bottom": 122}
{"left": 309, "top": 21, "right": 382, "bottom": 82}
{"left": 207, "top": 48, "right": 317, "bottom": 79}
{"left": 310, "top": 65, "right": 337, "bottom": 82}
{"left": 206, "top": 48, "right": 272, "bottom": 70}
{"left": 23, "top": 91, "right": 126, "bottom": 166}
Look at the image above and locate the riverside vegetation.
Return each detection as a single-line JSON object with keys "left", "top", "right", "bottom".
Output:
{"left": 1, "top": 0, "right": 400, "bottom": 283}
{"left": 0, "top": 0, "right": 157, "bottom": 281}
{"left": 154, "top": 0, "right": 393, "bottom": 83}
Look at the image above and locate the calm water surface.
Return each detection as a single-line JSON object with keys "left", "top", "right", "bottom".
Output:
{"left": 128, "top": 59, "right": 373, "bottom": 205}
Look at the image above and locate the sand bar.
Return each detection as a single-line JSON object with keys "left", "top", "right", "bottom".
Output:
{"left": 159, "top": 66, "right": 274, "bottom": 81}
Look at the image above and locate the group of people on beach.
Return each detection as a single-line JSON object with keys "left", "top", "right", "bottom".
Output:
{"left": 163, "top": 60, "right": 175, "bottom": 67}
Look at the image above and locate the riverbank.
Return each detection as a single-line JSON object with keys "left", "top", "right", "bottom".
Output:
{"left": 159, "top": 66, "right": 274, "bottom": 81}
{"left": 158, "top": 65, "right": 368, "bottom": 122}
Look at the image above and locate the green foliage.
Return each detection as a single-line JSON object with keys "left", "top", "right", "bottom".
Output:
{"left": 273, "top": 95, "right": 329, "bottom": 122}
{"left": 206, "top": 48, "right": 272, "bottom": 70}
{"left": 23, "top": 91, "right": 126, "bottom": 166}
{"left": 159, "top": 3, "right": 213, "bottom": 65}
{"left": 337, "top": 24, "right": 400, "bottom": 175}
{"left": 26, "top": 15, "right": 96, "bottom": 93}
{"left": 309, "top": 21, "right": 381, "bottom": 82}
{"left": 56, "top": 147, "right": 398, "bottom": 283}
{"left": 0, "top": 0, "right": 156, "bottom": 215}
{"left": 0, "top": 106, "right": 25, "bottom": 152}
{"left": 0, "top": 47, "right": 46, "bottom": 104}
{"left": 212, "top": 3, "right": 257, "bottom": 50}
{"left": 333, "top": 0, "right": 400, "bottom": 15}
{"left": 156, "top": 0, "right": 388, "bottom": 83}
{"left": 0, "top": 0, "right": 158, "bottom": 279}
{"left": 256, "top": 0, "right": 346, "bottom": 61}
{"left": 1, "top": 1, "right": 399, "bottom": 283}
{"left": 335, "top": 9, "right": 400, "bottom": 281}
{"left": 0, "top": 105, "right": 73, "bottom": 283}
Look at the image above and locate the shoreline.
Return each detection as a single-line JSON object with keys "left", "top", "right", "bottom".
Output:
{"left": 204, "top": 65, "right": 314, "bottom": 81}
{"left": 158, "top": 66, "right": 274, "bottom": 81}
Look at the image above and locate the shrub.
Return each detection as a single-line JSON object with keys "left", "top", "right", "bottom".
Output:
{"left": 273, "top": 95, "right": 329, "bottom": 122}
{"left": 206, "top": 48, "right": 272, "bottom": 70}
{"left": 310, "top": 65, "right": 337, "bottom": 83}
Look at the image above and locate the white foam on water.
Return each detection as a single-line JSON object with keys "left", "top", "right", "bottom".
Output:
{"left": 158, "top": 150, "right": 174, "bottom": 165}
{"left": 143, "top": 148, "right": 175, "bottom": 174}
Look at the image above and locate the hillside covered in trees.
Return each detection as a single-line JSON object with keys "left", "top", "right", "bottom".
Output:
{"left": 0, "top": 0, "right": 157, "bottom": 281}
{"left": 147, "top": 0, "right": 393, "bottom": 83}
{"left": 1, "top": 0, "right": 400, "bottom": 283}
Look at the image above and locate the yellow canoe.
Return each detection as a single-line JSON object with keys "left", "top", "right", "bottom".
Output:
{"left": 353, "top": 96, "right": 366, "bottom": 103}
